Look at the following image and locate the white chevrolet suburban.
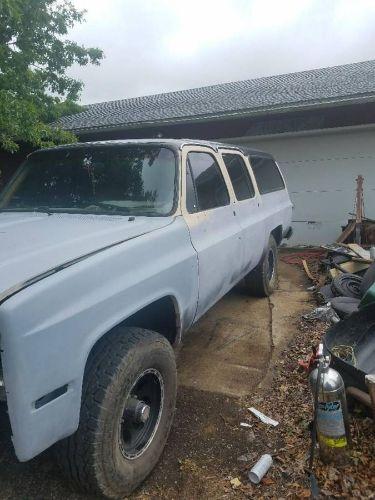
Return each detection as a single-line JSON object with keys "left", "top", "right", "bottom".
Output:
{"left": 0, "top": 139, "right": 292, "bottom": 498}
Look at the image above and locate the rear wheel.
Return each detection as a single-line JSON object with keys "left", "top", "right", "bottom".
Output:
{"left": 56, "top": 327, "right": 177, "bottom": 499}
{"left": 244, "top": 234, "right": 278, "bottom": 297}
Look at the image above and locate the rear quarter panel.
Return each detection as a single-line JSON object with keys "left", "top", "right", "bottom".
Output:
{"left": 260, "top": 188, "right": 293, "bottom": 242}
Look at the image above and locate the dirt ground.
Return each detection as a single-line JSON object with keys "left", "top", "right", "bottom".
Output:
{"left": 0, "top": 261, "right": 312, "bottom": 499}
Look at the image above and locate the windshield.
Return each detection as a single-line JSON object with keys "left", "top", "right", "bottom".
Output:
{"left": 0, "top": 145, "right": 177, "bottom": 216}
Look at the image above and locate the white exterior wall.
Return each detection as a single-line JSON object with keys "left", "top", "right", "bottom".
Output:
{"left": 228, "top": 125, "right": 375, "bottom": 245}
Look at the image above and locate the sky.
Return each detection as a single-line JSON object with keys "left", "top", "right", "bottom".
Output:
{"left": 69, "top": 0, "right": 375, "bottom": 105}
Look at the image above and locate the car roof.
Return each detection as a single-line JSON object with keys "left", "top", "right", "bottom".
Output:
{"left": 35, "top": 139, "right": 274, "bottom": 159}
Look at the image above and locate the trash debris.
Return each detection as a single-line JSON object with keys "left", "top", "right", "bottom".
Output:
{"left": 248, "top": 407, "right": 279, "bottom": 427}
{"left": 298, "top": 346, "right": 318, "bottom": 373}
{"left": 321, "top": 243, "right": 353, "bottom": 256}
{"left": 345, "top": 243, "right": 370, "bottom": 260}
{"left": 230, "top": 477, "right": 242, "bottom": 488}
{"left": 248, "top": 454, "right": 273, "bottom": 484}
{"left": 334, "top": 260, "right": 369, "bottom": 274}
{"left": 331, "top": 345, "right": 356, "bottom": 366}
{"left": 240, "top": 422, "right": 252, "bottom": 428}
{"left": 303, "top": 305, "right": 340, "bottom": 323}
{"left": 329, "top": 262, "right": 375, "bottom": 317}
{"left": 337, "top": 219, "right": 356, "bottom": 243}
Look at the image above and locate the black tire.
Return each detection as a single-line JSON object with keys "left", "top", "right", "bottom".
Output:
{"left": 56, "top": 327, "right": 177, "bottom": 499}
{"left": 244, "top": 234, "right": 278, "bottom": 297}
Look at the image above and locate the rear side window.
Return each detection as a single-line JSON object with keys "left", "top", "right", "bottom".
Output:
{"left": 250, "top": 156, "right": 285, "bottom": 194}
{"left": 187, "top": 152, "right": 229, "bottom": 212}
{"left": 222, "top": 153, "right": 255, "bottom": 200}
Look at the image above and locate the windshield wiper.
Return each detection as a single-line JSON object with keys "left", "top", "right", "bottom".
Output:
{"left": 0, "top": 206, "right": 53, "bottom": 215}
{"left": 82, "top": 202, "right": 125, "bottom": 213}
{"left": 34, "top": 206, "right": 53, "bottom": 216}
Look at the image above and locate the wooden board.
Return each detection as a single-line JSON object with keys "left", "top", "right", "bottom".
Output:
{"left": 346, "top": 243, "right": 370, "bottom": 260}
{"left": 336, "top": 220, "right": 355, "bottom": 243}
{"left": 329, "top": 268, "right": 341, "bottom": 279}
{"left": 302, "top": 259, "right": 315, "bottom": 281}
{"left": 338, "top": 260, "right": 370, "bottom": 274}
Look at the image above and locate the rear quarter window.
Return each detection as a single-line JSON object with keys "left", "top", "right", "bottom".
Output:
{"left": 250, "top": 156, "right": 285, "bottom": 194}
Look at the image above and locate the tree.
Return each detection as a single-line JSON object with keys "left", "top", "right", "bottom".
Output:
{"left": 0, "top": 0, "right": 103, "bottom": 152}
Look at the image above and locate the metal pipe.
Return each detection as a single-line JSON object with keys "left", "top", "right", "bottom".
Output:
{"left": 346, "top": 386, "right": 372, "bottom": 408}
{"left": 365, "top": 374, "right": 375, "bottom": 421}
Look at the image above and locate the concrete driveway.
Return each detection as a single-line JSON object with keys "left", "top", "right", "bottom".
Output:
{"left": 178, "top": 261, "right": 309, "bottom": 395}
{"left": 0, "top": 261, "right": 310, "bottom": 499}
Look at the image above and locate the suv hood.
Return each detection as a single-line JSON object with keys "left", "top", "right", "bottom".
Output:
{"left": 0, "top": 212, "right": 172, "bottom": 301}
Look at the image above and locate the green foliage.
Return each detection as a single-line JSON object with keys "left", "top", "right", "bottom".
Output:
{"left": 0, "top": 0, "right": 103, "bottom": 152}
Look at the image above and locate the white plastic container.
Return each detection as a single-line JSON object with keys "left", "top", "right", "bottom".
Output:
{"left": 248, "top": 454, "right": 273, "bottom": 484}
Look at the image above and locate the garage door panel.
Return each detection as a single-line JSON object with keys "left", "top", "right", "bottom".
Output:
{"left": 290, "top": 191, "right": 354, "bottom": 222}
{"left": 289, "top": 221, "right": 345, "bottom": 246}
{"left": 280, "top": 158, "right": 374, "bottom": 192}
{"left": 252, "top": 129, "right": 375, "bottom": 162}
{"left": 241, "top": 127, "right": 375, "bottom": 245}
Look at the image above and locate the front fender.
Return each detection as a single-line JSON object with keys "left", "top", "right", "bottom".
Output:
{"left": 0, "top": 217, "right": 198, "bottom": 461}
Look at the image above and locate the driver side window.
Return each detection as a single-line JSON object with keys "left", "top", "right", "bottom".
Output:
{"left": 186, "top": 152, "right": 229, "bottom": 213}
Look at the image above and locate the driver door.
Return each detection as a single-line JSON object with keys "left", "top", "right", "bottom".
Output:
{"left": 181, "top": 146, "right": 244, "bottom": 320}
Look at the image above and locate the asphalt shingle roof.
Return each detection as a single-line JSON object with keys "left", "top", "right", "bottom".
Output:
{"left": 57, "top": 60, "right": 375, "bottom": 133}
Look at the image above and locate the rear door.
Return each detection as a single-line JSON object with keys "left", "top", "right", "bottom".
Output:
{"left": 181, "top": 146, "right": 243, "bottom": 320}
{"left": 219, "top": 150, "right": 265, "bottom": 274}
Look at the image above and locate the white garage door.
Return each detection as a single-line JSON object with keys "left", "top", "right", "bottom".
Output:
{"left": 238, "top": 126, "right": 375, "bottom": 245}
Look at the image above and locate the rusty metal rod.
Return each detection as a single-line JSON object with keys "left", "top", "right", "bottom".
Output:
{"left": 346, "top": 386, "right": 372, "bottom": 408}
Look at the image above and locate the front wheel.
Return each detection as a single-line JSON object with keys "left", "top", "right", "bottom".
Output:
{"left": 244, "top": 234, "right": 278, "bottom": 297}
{"left": 56, "top": 327, "right": 177, "bottom": 499}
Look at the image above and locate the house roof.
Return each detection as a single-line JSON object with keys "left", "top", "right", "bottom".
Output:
{"left": 57, "top": 60, "right": 375, "bottom": 133}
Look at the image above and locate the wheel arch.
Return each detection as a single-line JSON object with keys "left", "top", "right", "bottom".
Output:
{"left": 84, "top": 295, "right": 181, "bottom": 373}
{"left": 271, "top": 225, "right": 283, "bottom": 246}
